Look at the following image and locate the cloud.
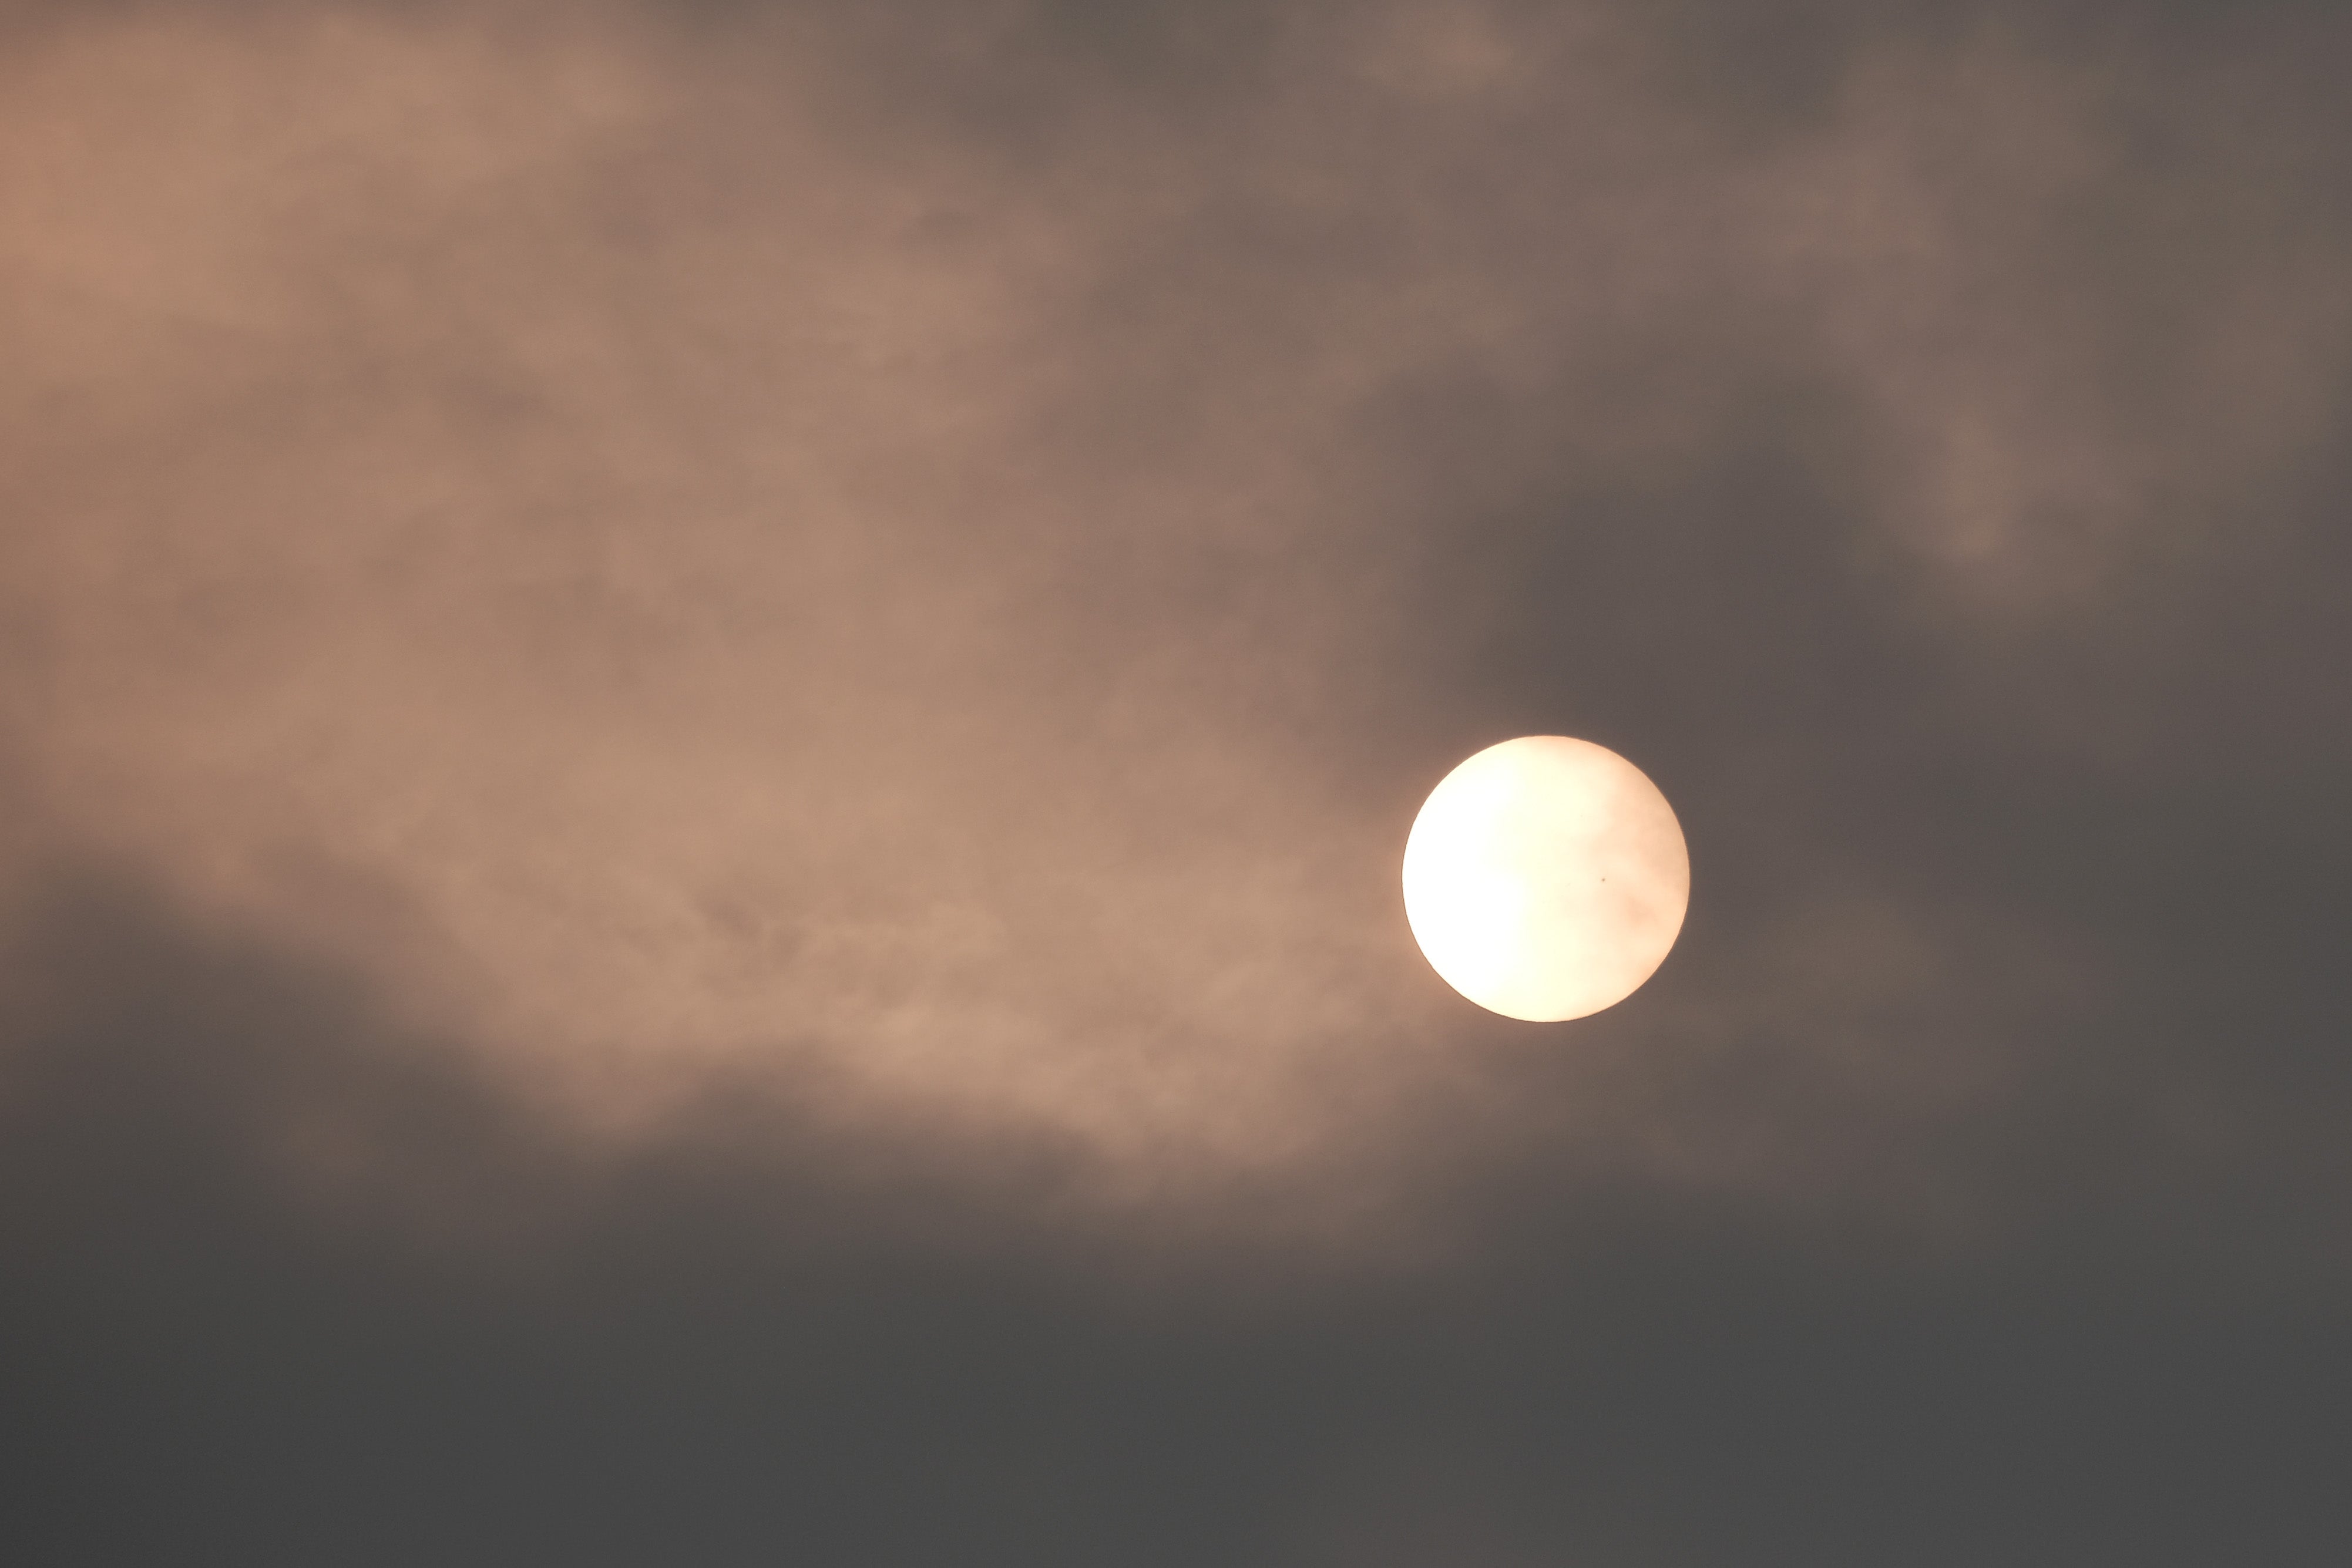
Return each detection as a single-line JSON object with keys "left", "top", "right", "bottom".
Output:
{"left": 5, "top": 853, "right": 2348, "bottom": 1566}
{"left": 2, "top": 0, "right": 2347, "bottom": 1272}
{"left": 5, "top": 14, "right": 2351, "bottom": 1557}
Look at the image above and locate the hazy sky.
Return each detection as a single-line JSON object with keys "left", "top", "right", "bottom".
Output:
{"left": 5, "top": 1, "right": 2349, "bottom": 1562}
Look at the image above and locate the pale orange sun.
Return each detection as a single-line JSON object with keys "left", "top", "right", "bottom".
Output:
{"left": 1402, "top": 736, "right": 1689, "bottom": 1021}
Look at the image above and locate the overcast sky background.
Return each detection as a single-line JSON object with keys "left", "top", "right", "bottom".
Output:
{"left": 4, "top": 1, "right": 2350, "bottom": 1562}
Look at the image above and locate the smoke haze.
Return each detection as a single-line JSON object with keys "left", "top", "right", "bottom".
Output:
{"left": 5, "top": 1, "right": 2349, "bottom": 1560}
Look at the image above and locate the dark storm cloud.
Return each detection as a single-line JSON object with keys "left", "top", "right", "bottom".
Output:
{"left": 5, "top": 0, "right": 2351, "bottom": 1561}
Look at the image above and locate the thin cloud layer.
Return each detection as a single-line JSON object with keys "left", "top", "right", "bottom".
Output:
{"left": 3, "top": 0, "right": 2347, "bottom": 1242}
{"left": 6, "top": 2, "right": 2352, "bottom": 1563}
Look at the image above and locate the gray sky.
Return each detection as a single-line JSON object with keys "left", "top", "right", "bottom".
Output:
{"left": 4, "top": 1, "right": 2349, "bottom": 1562}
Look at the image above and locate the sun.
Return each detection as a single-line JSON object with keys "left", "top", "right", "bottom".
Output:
{"left": 1402, "top": 736, "right": 1689, "bottom": 1022}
